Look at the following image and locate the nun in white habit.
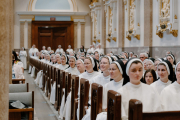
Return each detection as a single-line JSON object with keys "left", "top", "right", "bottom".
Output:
{"left": 91, "top": 56, "right": 113, "bottom": 86}
{"left": 116, "top": 58, "right": 161, "bottom": 120}
{"left": 76, "top": 56, "right": 101, "bottom": 120}
{"left": 150, "top": 60, "right": 174, "bottom": 95}
{"left": 66, "top": 45, "right": 74, "bottom": 54}
{"left": 62, "top": 59, "right": 85, "bottom": 120}
{"left": 59, "top": 54, "right": 69, "bottom": 70}
{"left": 19, "top": 47, "right": 27, "bottom": 69}
{"left": 59, "top": 56, "right": 79, "bottom": 118}
{"left": 160, "top": 61, "right": 180, "bottom": 111}
{"left": 96, "top": 59, "right": 128, "bottom": 120}
{"left": 65, "top": 56, "right": 79, "bottom": 75}
{"left": 49, "top": 54, "right": 62, "bottom": 104}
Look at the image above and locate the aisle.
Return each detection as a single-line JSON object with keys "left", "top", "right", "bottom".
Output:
{"left": 24, "top": 70, "right": 58, "bottom": 120}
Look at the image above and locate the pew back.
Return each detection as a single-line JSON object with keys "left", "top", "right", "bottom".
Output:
{"left": 71, "top": 75, "right": 79, "bottom": 120}
{"left": 9, "top": 83, "right": 29, "bottom": 93}
{"left": 79, "top": 78, "right": 89, "bottom": 120}
{"left": 107, "top": 90, "right": 121, "bottom": 120}
{"left": 129, "top": 99, "right": 180, "bottom": 120}
{"left": 65, "top": 72, "right": 71, "bottom": 102}
{"left": 91, "top": 83, "right": 103, "bottom": 120}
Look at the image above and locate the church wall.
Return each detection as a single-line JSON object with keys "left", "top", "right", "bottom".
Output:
{"left": 152, "top": 0, "right": 180, "bottom": 46}
{"left": 14, "top": 0, "right": 91, "bottom": 50}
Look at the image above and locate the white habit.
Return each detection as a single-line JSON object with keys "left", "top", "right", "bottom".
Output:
{"left": 19, "top": 51, "right": 27, "bottom": 69}
{"left": 150, "top": 79, "right": 172, "bottom": 95}
{"left": 160, "top": 81, "right": 180, "bottom": 111}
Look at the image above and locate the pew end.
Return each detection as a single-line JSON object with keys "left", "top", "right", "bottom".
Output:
{"left": 107, "top": 90, "right": 121, "bottom": 120}
{"left": 91, "top": 83, "right": 103, "bottom": 120}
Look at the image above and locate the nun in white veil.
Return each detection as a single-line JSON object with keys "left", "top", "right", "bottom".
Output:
{"left": 160, "top": 61, "right": 180, "bottom": 111}
{"left": 19, "top": 47, "right": 27, "bottom": 69}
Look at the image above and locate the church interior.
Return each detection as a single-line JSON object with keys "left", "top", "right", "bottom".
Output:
{"left": 1, "top": 0, "right": 180, "bottom": 119}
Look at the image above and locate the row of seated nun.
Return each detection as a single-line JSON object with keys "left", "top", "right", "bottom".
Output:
{"left": 31, "top": 52, "right": 180, "bottom": 120}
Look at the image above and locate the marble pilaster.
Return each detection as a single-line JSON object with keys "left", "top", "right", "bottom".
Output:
{"left": 81, "top": 23, "right": 85, "bottom": 46}
{"left": 144, "top": 0, "right": 153, "bottom": 47}
{"left": 28, "top": 22, "right": 32, "bottom": 49}
{"left": 20, "top": 22, "right": 25, "bottom": 48}
{"left": 0, "top": 0, "right": 13, "bottom": 119}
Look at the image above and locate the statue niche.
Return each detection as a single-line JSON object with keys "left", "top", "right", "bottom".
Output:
{"left": 161, "top": 0, "right": 170, "bottom": 21}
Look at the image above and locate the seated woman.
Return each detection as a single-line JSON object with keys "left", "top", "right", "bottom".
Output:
{"left": 59, "top": 54, "right": 69, "bottom": 70}
{"left": 65, "top": 56, "right": 79, "bottom": 75}
{"left": 160, "top": 61, "right": 180, "bottom": 111}
{"left": 96, "top": 59, "right": 128, "bottom": 120}
{"left": 76, "top": 56, "right": 101, "bottom": 120}
{"left": 150, "top": 60, "right": 174, "bottom": 95}
{"left": 12, "top": 51, "right": 24, "bottom": 79}
{"left": 117, "top": 58, "right": 161, "bottom": 120}
{"left": 143, "top": 69, "right": 157, "bottom": 85}
{"left": 59, "top": 56, "right": 79, "bottom": 118}
{"left": 61, "top": 59, "right": 85, "bottom": 120}
{"left": 91, "top": 56, "right": 113, "bottom": 86}
{"left": 49, "top": 54, "right": 63, "bottom": 104}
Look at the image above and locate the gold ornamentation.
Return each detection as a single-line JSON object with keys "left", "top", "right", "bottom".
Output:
{"left": 174, "top": 15, "right": 177, "bottom": 19}
{"left": 93, "top": 40, "right": 96, "bottom": 43}
{"left": 134, "top": 34, "right": 140, "bottom": 40}
{"left": 114, "top": 28, "right": 116, "bottom": 31}
{"left": 107, "top": 38, "right": 111, "bottom": 42}
{"left": 138, "top": 23, "right": 140, "bottom": 26}
{"left": 112, "top": 37, "right": 116, "bottom": 42}
{"left": 97, "top": 39, "right": 100, "bottom": 43}
{"left": 170, "top": 30, "right": 178, "bottom": 37}
{"left": 156, "top": 31, "right": 163, "bottom": 38}
{"left": 126, "top": 35, "right": 131, "bottom": 41}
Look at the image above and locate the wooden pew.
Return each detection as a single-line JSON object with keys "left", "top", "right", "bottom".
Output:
{"left": 12, "top": 79, "right": 25, "bottom": 84}
{"left": 59, "top": 70, "right": 66, "bottom": 111}
{"left": 65, "top": 72, "right": 71, "bottom": 102}
{"left": 46, "top": 65, "right": 52, "bottom": 98}
{"left": 107, "top": 90, "right": 121, "bottom": 120}
{"left": 42, "top": 62, "right": 46, "bottom": 91}
{"left": 79, "top": 78, "right": 90, "bottom": 120}
{"left": 9, "top": 83, "right": 29, "bottom": 93}
{"left": 129, "top": 99, "right": 180, "bottom": 120}
{"left": 71, "top": 75, "right": 79, "bottom": 120}
{"left": 54, "top": 69, "right": 60, "bottom": 110}
{"left": 91, "top": 83, "right": 103, "bottom": 120}
{"left": 9, "top": 91, "right": 34, "bottom": 120}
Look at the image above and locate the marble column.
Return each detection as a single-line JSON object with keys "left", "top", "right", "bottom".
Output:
{"left": 0, "top": 0, "right": 13, "bottom": 119}
{"left": 144, "top": 0, "right": 153, "bottom": 47}
{"left": 77, "top": 21, "right": 81, "bottom": 48}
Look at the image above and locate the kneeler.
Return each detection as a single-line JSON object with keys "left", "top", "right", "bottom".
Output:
{"left": 91, "top": 83, "right": 103, "bottom": 120}
{"left": 12, "top": 79, "right": 25, "bottom": 84}
{"left": 71, "top": 75, "right": 79, "bottom": 120}
{"left": 54, "top": 69, "right": 61, "bottom": 111}
{"left": 129, "top": 99, "right": 180, "bottom": 120}
{"left": 79, "top": 78, "right": 90, "bottom": 120}
{"left": 107, "top": 90, "right": 121, "bottom": 120}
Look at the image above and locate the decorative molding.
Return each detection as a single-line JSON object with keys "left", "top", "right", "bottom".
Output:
{"left": 17, "top": 11, "right": 89, "bottom": 16}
